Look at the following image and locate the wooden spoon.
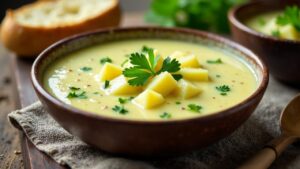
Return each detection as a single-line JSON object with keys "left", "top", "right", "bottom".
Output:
{"left": 239, "top": 94, "right": 300, "bottom": 169}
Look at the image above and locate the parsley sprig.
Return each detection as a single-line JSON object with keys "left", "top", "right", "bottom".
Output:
{"left": 188, "top": 104, "right": 202, "bottom": 113}
{"left": 276, "top": 6, "right": 300, "bottom": 31}
{"left": 216, "top": 85, "right": 231, "bottom": 96}
{"left": 123, "top": 47, "right": 181, "bottom": 86}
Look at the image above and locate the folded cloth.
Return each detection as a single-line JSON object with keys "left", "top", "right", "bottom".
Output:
{"left": 8, "top": 77, "right": 300, "bottom": 169}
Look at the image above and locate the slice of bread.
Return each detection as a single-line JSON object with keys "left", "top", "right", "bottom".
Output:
{"left": 1, "top": 0, "right": 121, "bottom": 57}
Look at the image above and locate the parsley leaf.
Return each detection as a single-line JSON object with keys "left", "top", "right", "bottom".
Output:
{"left": 67, "top": 91, "right": 87, "bottom": 99}
{"left": 216, "top": 85, "right": 231, "bottom": 96}
{"left": 207, "top": 58, "right": 223, "bottom": 64}
{"left": 187, "top": 104, "right": 202, "bottom": 113}
{"left": 142, "top": 45, "right": 154, "bottom": 53}
{"left": 157, "top": 57, "right": 181, "bottom": 73}
{"left": 100, "top": 57, "right": 112, "bottom": 64}
{"left": 160, "top": 112, "right": 172, "bottom": 119}
{"left": 112, "top": 105, "right": 128, "bottom": 115}
{"left": 172, "top": 74, "right": 183, "bottom": 81}
{"left": 276, "top": 6, "right": 300, "bottom": 31}
{"left": 104, "top": 80, "right": 110, "bottom": 89}
{"left": 80, "top": 67, "right": 92, "bottom": 72}
{"left": 123, "top": 47, "right": 181, "bottom": 86}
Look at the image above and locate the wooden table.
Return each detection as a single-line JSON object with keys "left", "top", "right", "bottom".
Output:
{"left": 10, "top": 12, "right": 145, "bottom": 169}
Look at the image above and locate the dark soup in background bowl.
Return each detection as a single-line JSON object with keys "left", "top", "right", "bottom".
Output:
{"left": 229, "top": 0, "right": 300, "bottom": 86}
{"left": 31, "top": 27, "right": 268, "bottom": 156}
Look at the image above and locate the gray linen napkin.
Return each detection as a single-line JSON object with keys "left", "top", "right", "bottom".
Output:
{"left": 8, "top": 77, "right": 300, "bottom": 169}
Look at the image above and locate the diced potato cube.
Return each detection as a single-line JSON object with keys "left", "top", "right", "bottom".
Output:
{"left": 174, "top": 80, "right": 201, "bottom": 99}
{"left": 179, "top": 68, "right": 209, "bottom": 81}
{"left": 99, "top": 63, "right": 122, "bottom": 81}
{"left": 146, "top": 72, "right": 178, "bottom": 96}
{"left": 169, "top": 51, "right": 185, "bottom": 59}
{"left": 133, "top": 89, "right": 165, "bottom": 109}
{"left": 178, "top": 54, "right": 200, "bottom": 68}
{"left": 279, "top": 25, "right": 300, "bottom": 40}
{"left": 104, "top": 75, "right": 141, "bottom": 95}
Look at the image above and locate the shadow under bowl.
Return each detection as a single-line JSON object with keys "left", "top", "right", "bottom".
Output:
{"left": 31, "top": 27, "right": 268, "bottom": 156}
{"left": 229, "top": 0, "right": 300, "bottom": 86}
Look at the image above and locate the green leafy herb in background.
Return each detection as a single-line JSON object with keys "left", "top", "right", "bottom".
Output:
{"left": 271, "top": 30, "right": 281, "bottom": 37}
{"left": 276, "top": 6, "right": 300, "bottom": 31}
{"left": 145, "top": 0, "right": 248, "bottom": 34}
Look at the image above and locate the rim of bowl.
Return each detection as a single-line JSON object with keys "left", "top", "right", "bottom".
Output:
{"left": 229, "top": 1, "right": 300, "bottom": 44}
{"left": 31, "top": 26, "right": 269, "bottom": 125}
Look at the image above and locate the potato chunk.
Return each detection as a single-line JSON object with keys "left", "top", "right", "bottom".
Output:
{"left": 99, "top": 63, "right": 122, "bottom": 81}
{"left": 174, "top": 80, "right": 201, "bottom": 99}
{"left": 178, "top": 54, "right": 200, "bottom": 68}
{"left": 279, "top": 25, "right": 300, "bottom": 40}
{"left": 146, "top": 72, "right": 178, "bottom": 96}
{"left": 179, "top": 68, "right": 209, "bottom": 81}
{"left": 133, "top": 89, "right": 165, "bottom": 109}
{"left": 104, "top": 75, "right": 141, "bottom": 95}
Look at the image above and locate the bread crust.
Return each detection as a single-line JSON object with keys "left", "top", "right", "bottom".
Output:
{"left": 0, "top": 0, "right": 121, "bottom": 57}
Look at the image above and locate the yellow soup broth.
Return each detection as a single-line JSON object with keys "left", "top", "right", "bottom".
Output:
{"left": 43, "top": 39, "right": 257, "bottom": 121}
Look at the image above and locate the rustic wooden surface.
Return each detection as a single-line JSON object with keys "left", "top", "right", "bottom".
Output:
{"left": 1, "top": 11, "right": 145, "bottom": 169}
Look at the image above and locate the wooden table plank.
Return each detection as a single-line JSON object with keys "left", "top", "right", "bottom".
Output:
{"left": 11, "top": 12, "right": 145, "bottom": 169}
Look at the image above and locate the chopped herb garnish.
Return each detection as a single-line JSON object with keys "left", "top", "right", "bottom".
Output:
{"left": 93, "top": 92, "right": 99, "bottom": 94}
{"left": 112, "top": 105, "right": 128, "bottom": 115}
{"left": 121, "top": 59, "right": 129, "bottom": 67}
{"left": 67, "top": 91, "right": 87, "bottom": 99}
{"left": 118, "top": 97, "right": 134, "bottom": 104}
{"left": 142, "top": 45, "right": 153, "bottom": 53}
{"left": 100, "top": 57, "right": 112, "bottom": 64}
{"left": 123, "top": 47, "right": 181, "bottom": 86}
{"left": 160, "top": 112, "right": 172, "bottom": 119}
{"left": 276, "top": 6, "right": 300, "bottom": 31}
{"left": 216, "top": 74, "right": 221, "bottom": 78}
{"left": 80, "top": 67, "right": 92, "bottom": 72}
{"left": 271, "top": 30, "right": 281, "bottom": 37}
{"left": 258, "top": 18, "right": 266, "bottom": 26}
{"left": 104, "top": 80, "right": 110, "bottom": 89}
{"left": 207, "top": 58, "right": 222, "bottom": 64}
{"left": 175, "top": 101, "right": 181, "bottom": 105}
{"left": 216, "top": 85, "right": 231, "bottom": 96}
{"left": 187, "top": 104, "right": 202, "bottom": 113}
{"left": 69, "top": 86, "right": 80, "bottom": 91}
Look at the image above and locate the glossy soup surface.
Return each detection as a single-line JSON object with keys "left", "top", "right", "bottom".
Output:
{"left": 43, "top": 39, "right": 258, "bottom": 121}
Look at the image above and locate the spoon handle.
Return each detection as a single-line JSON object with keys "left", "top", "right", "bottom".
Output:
{"left": 238, "top": 134, "right": 297, "bottom": 169}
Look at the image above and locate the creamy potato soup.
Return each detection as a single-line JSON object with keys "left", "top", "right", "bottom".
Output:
{"left": 245, "top": 6, "right": 300, "bottom": 41}
{"left": 43, "top": 39, "right": 257, "bottom": 121}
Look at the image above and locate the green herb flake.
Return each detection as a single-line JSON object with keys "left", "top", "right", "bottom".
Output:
{"left": 104, "top": 80, "right": 110, "bottom": 89}
{"left": 67, "top": 91, "right": 87, "bottom": 99}
{"left": 80, "top": 67, "right": 92, "bottom": 72}
{"left": 258, "top": 18, "right": 266, "bottom": 26}
{"left": 187, "top": 104, "right": 202, "bottom": 113}
{"left": 69, "top": 86, "right": 80, "bottom": 91}
{"left": 123, "top": 48, "right": 181, "bottom": 86}
{"left": 216, "top": 74, "right": 221, "bottom": 78}
{"left": 118, "top": 97, "right": 134, "bottom": 104}
{"left": 175, "top": 101, "right": 181, "bottom": 105}
{"left": 160, "top": 112, "right": 172, "bottom": 119}
{"left": 271, "top": 30, "right": 281, "bottom": 37}
{"left": 207, "top": 58, "right": 223, "bottom": 64}
{"left": 100, "top": 57, "right": 112, "bottom": 64}
{"left": 121, "top": 59, "right": 129, "bottom": 67}
{"left": 276, "top": 6, "right": 300, "bottom": 31}
{"left": 93, "top": 92, "right": 99, "bottom": 94}
{"left": 112, "top": 105, "right": 128, "bottom": 115}
{"left": 216, "top": 85, "right": 231, "bottom": 96}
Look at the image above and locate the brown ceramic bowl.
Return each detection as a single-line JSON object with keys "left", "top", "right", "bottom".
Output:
{"left": 229, "top": 1, "right": 300, "bottom": 86}
{"left": 31, "top": 27, "right": 268, "bottom": 156}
